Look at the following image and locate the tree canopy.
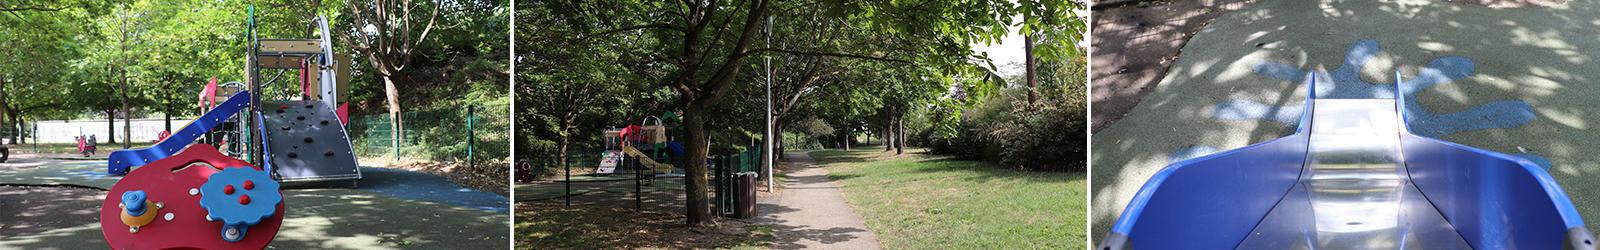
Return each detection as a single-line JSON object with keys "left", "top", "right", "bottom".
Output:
{"left": 0, "top": 0, "right": 506, "bottom": 144}
{"left": 522, "top": 0, "right": 1087, "bottom": 226}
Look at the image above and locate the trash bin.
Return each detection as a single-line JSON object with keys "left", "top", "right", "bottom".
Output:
{"left": 734, "top": 171, "right": 759, "bottom": 218}
{"left": 515, "top": 161, "right": 535, "bottom": 183}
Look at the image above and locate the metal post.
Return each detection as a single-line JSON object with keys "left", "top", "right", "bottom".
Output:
{"left": 764, "top": 15, "right": 774, "bottom": 190}
{"left": 393, "top": 115, "right": 399, "bottom": 161}
{"left": 635, "top": 153, "right": 643, "bottom": 211}
{"left": 467, "top": 106, "right": 475, "bottom": 171}
{"left": 564, "top": 153, "right": 571, "bottom": 206}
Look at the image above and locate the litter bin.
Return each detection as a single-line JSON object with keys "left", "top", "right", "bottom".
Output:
{"left": 734, "top": 171, "right": 759, "bottom": 218}
{"left": 515, "top": 161, "right": 535, "bottom": 183}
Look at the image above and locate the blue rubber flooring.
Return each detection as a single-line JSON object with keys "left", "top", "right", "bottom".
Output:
{"left": 345, "top": 166, "right": 509, "bottom": 213}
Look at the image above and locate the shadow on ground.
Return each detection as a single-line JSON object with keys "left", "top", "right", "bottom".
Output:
{"left": 753, "top": 203, "right": 870, "bottom": 250}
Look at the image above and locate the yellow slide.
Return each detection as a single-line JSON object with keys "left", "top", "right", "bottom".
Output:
{"left": 621, "top": 146, "right": 675, "bottom": 173}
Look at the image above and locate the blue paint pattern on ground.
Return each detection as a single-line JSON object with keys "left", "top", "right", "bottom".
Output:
{"left": 1396, "top": 57, "right": 1535, "bottom": 138}
{"left": 47, "top": 169, "right": 123, "bottom": 181}
{"left": 1253, "top": 39, "right": 1392, "bottom": 98}
{"left": 1212, "top": 101, "right": 1304, "bottom": 128}
{"left": 348, "top": 167, "right": 509, "bottom": 213}
{"left": 1167, "top": 146, "right": 1223, "bottom": 165}
{"left": 1196, "top": 39, "right": 1537, "bottom": 161}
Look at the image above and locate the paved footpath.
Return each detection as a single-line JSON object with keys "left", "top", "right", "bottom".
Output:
{"left": 755, "top": 151, "right": 882, "bottom": 250}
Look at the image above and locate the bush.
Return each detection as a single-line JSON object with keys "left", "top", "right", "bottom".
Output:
{"left": 782, "top": 131, "right": 824, "bottom": 151}
{"left": 918, "top": 57, "right": 1087, "bottom": 171}
{"left": 918, "top": 120, "right": 996, "bottom": 160}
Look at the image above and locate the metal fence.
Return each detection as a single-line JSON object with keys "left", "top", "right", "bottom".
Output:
{"left": 529, "top": 145, "right": 763, "bottom": 216}
{"left": 715, "top": 145, "right": 762, "bottom": 215}
{"left": 348, "top": 104, "right": 510, "bottom": 173}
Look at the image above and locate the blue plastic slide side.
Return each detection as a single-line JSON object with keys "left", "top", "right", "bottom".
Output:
{"left": 664, "top": 141, "right": 685, "bottom": 157}
{"left": 257, "top": 112, "right": 273, "bottom": 174}
{"left": 1102, "top": 72, "right": 1588, "bottom": 249}
{"left": 109, "top": 91, "right": 252, "bottom": 174}
{"left": 1104, "top": 73, "right": 1317, "bottom": 249}
{"left": 1393, "top": 72, "right": 1584, "bottom": 249}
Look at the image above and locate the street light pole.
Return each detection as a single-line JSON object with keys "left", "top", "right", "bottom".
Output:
{"left": 764, "top": 16, "right": 774, "bottom": 190}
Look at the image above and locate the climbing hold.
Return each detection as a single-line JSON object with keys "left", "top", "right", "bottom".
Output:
{"left": 122, "top": 191, "right": 148, "bottom": 216}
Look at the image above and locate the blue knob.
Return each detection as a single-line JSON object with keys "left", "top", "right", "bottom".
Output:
{"left": 122, "top": 190, "right": 148, "bottom": 216}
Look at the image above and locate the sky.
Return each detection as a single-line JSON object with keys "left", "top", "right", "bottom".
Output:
{"left": 971, "top": 28, "right": 1028, "bottom": 78}
{"left": 969, "top": 9, "right": 1091, "bottom": 79}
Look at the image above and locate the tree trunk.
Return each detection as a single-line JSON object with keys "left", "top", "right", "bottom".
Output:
{"left": 774, "top": 123, "right": 785, "bottom": 158}
{"left": 556, "top": 116, "right": 573, "bottom": 173}
{"left": 1025, "top": 33, "right": 1037, "bottom": 108}
{"left": 0, "top": 75, "right": 10, "bottom": 144}
{"left": 383, "top": 76, "right": 403, "bottom": 155}
{"left": 884, "top": 122, "right": 895, "bottom": 152}
{"left": 121, "top": 69, "right": 130, "bottom": 149}
{"left": 842, "top": 131, "right": 850, "bottom": 150}
{"left": 681, "top": 103, "right": 713, "bottom": 226}
{"left": 896, "top": 115, "right": 905, "bottom": 155}
{"left": 557, "top": 133, "right": 569, "bottom": 173}
{"left": 105, "top": 110, "right": 116, "bottom": 143}
{"left": 164, "top": 108, "right": 172, "bottom": 133}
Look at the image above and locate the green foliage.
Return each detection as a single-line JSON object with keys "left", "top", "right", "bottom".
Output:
{"left": 781, "top": 131, "right": 823, "bottom": 151}
{"left": 913, "top": 57, "right": 1086, "bottom": 171}
{"left": 915, "top": 119, "right": 1000, "bottom": 160}
{"left": 349, "top": 104, "right": 510, "bottom": 170}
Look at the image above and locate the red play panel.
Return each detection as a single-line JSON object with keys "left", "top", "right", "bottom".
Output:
{"left": 100, "top": 144, "right": 285, "bottom": 250}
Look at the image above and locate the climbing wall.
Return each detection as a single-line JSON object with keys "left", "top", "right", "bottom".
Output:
{"left": 261, "top": 100, "right": 361, "bottom": 182}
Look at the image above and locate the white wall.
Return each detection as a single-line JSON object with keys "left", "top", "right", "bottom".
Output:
{"left": 32, "top": 118, "right": 196, "bottom": 143}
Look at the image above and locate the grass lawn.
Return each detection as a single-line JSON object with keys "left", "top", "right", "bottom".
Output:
{"left": 515, "top": 203, "right": 774, "bottom": 250}
{"left": 810, "top": 146, "right": 1086, "bottom": 249}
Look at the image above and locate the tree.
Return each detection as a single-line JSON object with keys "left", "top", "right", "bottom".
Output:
{"left": 339, "top": 0, "right": 446, "bottom": 151}
{"left": 548, "top": 0, "right": 1048, "bottom": 225}
{"left": 0, "top": 1, "right": 106, "bottom": 143}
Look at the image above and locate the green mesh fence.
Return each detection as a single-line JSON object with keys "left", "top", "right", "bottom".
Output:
{"left": 715, "top": 145, "right": 762, "bottom": 215}
{"left": 348, "top": 104, "right": 509, "bottom": 173}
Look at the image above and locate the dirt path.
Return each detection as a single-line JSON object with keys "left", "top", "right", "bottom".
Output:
{"left": 755, "top": 151, "right": 881, "bottom": 250}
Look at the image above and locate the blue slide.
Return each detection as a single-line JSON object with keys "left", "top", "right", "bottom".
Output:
{"left": 109, "top": 91, "right": 252, "bottom": 174}
{"left": 664, "top": 141, "right": 685, "bottom": 157}
{"left": 1098, "top": 73, "right": 1592, "bottom": 249}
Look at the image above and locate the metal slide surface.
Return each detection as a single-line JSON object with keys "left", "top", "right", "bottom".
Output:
{"left": 260, "top": 100, "right": 361, "bottom": 182}
{"left": 1098, "top": 72, "right": 1592, "bottom": 250}
{"left": 1233, "top": 98, "right": 1470, "bottom": 249}
{"left": 109, "top": 91, "right": 252, "bottom": 174}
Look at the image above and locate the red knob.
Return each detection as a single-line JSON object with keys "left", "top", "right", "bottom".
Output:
{"left": 224, "top": 185, "right": 235, "bottom": 195}
{"left": 239, "top": 194, "right": 251, "bottom": 205}
{"left": 243, "top": 180, "right": 255, "bottom": 190}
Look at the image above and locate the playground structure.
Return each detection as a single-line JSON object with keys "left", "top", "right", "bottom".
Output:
{"left": 77, "top": 135, "right": 98, "bottom": 157}
{"left": 99, "top": 5, "right": 359, "bottom": 248}
{"left": 596, "top": 113, "right": 685, "bottom": 176}
{"left": 1098, "top": 72, "right": 1594, "bottom": 249}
